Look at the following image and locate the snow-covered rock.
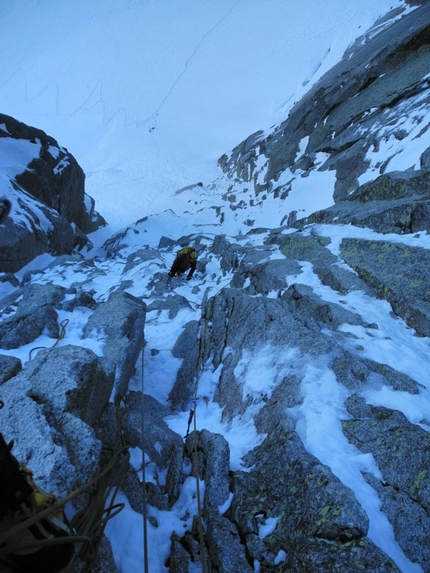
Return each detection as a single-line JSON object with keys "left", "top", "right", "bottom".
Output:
{"left": 0, "top": 113, "right": 106, "bottom": 273}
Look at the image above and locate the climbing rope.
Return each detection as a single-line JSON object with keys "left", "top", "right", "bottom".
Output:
{"left": 0, "top": 398, "right": 130, "bottom": 573}
{"left": 187, "top": 297, "right": 210, "bottom": 573}
{"left": 141, "top": 348, "right": 149, "bottom": 573}
{"left": 0, "top": 449, "right": 127, "bottom": 572}
{"left": 192, "top": 405, "right": 207, "bottom": 573}
{"left": 29, "top": 318, "right": 70, "bottom": 360}
{"left": 52, "top": 319, "right": 69, "bottom": 347}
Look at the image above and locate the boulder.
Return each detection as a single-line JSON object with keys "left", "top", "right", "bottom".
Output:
{"left": 25, "top": 344, "right": 112, "bottom": 426}
{"left": 83, "top": 290, "right": 146, "bottom": 396}
{"left": 0, "top": 357, "right": 102, "bottom": 497}
{"left": 0, "top": 283, "right": 66, "bottom": 349}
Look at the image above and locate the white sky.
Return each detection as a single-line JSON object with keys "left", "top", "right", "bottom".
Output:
{"left": 2, "top": 2, "right": 429, "bottom": 572}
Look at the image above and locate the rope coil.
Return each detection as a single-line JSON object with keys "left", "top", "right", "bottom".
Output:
{"left": 0, "top": 399, "right": 130, "bottom": 573}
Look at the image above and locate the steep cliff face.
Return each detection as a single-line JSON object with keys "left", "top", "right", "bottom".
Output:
{"left": 0, "top": 114, "right": 105, "bottom": 273}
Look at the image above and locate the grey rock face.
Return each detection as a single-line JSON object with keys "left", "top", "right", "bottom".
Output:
{"left": 231, "top": 257, "right": 301, "bottom": 294}
{"left": 0, "top": 201, "right": 78, "bottom": 274}
{"left": 0, "top": 284, "right": 148, "bottom": 573}
{"left": 178, "top": 429, "right": 253, "bottom": 573}
{"left": 230, "top": 424, "right": 398, "bottom": 573}
{"left": 0, "top": 350, "right": 103, "bottom": 498}
{"left": 89, "top": 535, "right": 119, "bottom": 573}
{"left": 0, "top": 114, "right": 103, "bottom": 233}
{"left": 333, "top": 351, "right": 421, "bottom": 394}
{"left": 343, "top": 400, "right": 430, "bottom": 569}
{"left": 26, "top": 344, "right": 112, "bottom": 426}
{"left": 298, "top": 170, "right": 430, "bottom": 235}
{"left": 146, "top": 292, "right": 192, "bottom": 319}
{"left": 197, "top": 429, "right": 231, "bottom": 513}
{"left": 204, "top": 512, "right": 254, "bottom": 573}
{"left": 122, "top": 391, "right": 182, "bottom": 473}
{"left": 340, "top": 238, "right": 430, "bottom": 337}
{"left": 168, "top": 319, "right": 200, "bottom": 409}
{"left": 171, "top": 425, "right": 399, "bottom": 573}
{"left": 201, "top": 287, "right": 335, "bottom": 421}
{"left": 0, "top": 354, "right": 21, "bottom": 384}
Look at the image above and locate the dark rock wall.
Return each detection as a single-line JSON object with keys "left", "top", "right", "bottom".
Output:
{"left": 0, "top": 114, "right": 105, "bottom": 272}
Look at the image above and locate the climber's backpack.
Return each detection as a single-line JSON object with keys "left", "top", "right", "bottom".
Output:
{"left": 0, "top": 433, "right": 75, "bottom": 573}
{"left": 177, "top": 246, "right": 197, "bottom": 260}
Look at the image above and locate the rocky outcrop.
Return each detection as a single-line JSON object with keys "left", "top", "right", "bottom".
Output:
{"left": 83, "top": 289, "right": 146, "bottom": 397}
{"left": 285, "top": 156, "right": 430, "bottom": 341}
{"left": 295, "top": 168, "right": 430, "bottom": 235}
{"left": 344, "top": 398, "right": 430, "bottom": 567}
{"left": 0, "top": 114, "right": 106, "bottom": 273}
{"left": 231, "top": 424, "right": 398, "bottom": 573}
{"left": 0, "top": 283, "right": 145, "bottom": 571}
{"left": 0, "top": 283, "right": 66, "bottom": 349}
{"left": 164, "top": 423, "right": 400, "bottom": 572}
{"left": 340, "top": 238, "right": 430, "bottom": 337}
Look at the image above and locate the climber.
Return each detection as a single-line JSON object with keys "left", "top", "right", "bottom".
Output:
{"left": 168, "top": 246, "right": 197, "bottom": 280}
{"left": 0, "top": 197, "right": 11, "bottom": 224}
{"left": 0, "top": 433, "right": 75, "bottom": 573}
